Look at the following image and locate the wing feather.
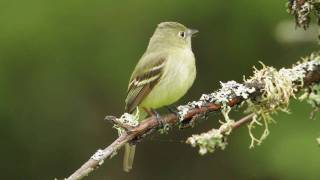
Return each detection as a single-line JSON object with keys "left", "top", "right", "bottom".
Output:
{"left": 125, "top": 56, "right": 166, "bottom": 113}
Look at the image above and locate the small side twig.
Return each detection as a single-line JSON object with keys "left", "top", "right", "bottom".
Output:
{"left": 232, "top": 113, "right": 255, "bottom": 130}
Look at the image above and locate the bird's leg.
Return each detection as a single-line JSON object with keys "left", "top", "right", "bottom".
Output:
{"left": 165, "top": 105, "right": 194, "bottom": 128}
{"left": 128, "top": 107, "right": 164, "bottom": 143}
{"left": 150, "top": 108, "right": 161, "bottom": 120}
{"left": 143, "top": 107, "right": 163, "bottom": 128}
{"left": 165, "top": 105, "right": 180, "bottom": 116}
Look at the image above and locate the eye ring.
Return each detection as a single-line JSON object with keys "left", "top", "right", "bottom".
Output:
{"left": 178, "top": 31, "right": 186, "bottom": 38}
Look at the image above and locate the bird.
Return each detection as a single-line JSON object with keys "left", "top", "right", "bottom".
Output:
{"left": 123, "top": 21, "right": 198, "bottom": 172}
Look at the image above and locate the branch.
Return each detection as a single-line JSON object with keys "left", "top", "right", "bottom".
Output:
{"left": 66, "top": 114, "right": 255, "bottom": 180}
{"left": 65, "top": 53, "right": 320, "bottom": 180}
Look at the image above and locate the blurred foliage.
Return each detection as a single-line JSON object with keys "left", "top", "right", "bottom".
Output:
{"left": 0, "top": 0, "right": 320, "bottom": 179}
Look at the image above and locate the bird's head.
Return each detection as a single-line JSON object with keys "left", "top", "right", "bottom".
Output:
{"left": 148, "top": 22, "right": 198, "bottom": 50}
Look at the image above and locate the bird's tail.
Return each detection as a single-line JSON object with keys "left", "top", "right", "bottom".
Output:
{"left": 123, "top": 143, "right": 136, "bottom": 172}
{"left": 123, "top": 108, "right": 147, "bottom": 172}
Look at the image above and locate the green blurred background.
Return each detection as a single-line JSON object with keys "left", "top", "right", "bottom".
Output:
{"left": 1, "top": 0, "right": 320, "bottom": 179}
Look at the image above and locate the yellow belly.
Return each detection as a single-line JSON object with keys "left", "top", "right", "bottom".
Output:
{"left": 140, "top": 50, "right": 196, "bottom": 109}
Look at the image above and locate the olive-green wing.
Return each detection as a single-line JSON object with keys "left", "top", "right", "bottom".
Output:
{"left": 125, "top": 56, "right": 166, "bottom": 113}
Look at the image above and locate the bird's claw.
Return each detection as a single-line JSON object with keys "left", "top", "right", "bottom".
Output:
{"left": 143, "top": 108, "right": 164, "bottom": 128}
{"left": 165, "top": 105, "right": 180, "bottom": 117}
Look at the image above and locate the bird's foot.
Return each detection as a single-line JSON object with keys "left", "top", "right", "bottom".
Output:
{"left": 143, "top": 108, "right": 164, "bottom": 128}
{"left": 165, "top": 105, "right": 180, "bottom": 117}
{"left": 179, "top": 117, "right": 196, "bottom": 129}
{"left": 151, "top": 109, "right": 171, "bottom": 134}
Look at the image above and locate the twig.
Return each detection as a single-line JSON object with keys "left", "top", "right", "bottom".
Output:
{"left": 231, "top": 113, "right": 255, "bottom": 130}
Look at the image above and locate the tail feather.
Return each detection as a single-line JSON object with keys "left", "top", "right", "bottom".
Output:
{"left": 123, "top": 107, "right": 147, "bottom": 172}
{"left": 123, "top": 143, "right": 136, "bottom": 172}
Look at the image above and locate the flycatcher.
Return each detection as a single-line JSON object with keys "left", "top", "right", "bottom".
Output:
{"left": 123, "top": 22, "right": 198, "bottom": 172}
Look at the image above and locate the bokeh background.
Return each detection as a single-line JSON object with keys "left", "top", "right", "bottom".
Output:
{"left": 1, "top": 0, "right": 320, "bottom": 179}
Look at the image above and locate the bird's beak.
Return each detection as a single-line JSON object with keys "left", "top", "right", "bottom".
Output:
{"left": 187, "top": 28, "right": 199, "bottom": 37}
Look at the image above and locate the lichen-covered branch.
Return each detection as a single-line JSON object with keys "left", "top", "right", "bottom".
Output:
{"left": 186, "top": 113, "right": 255, "bottom": 155}
{"left": 65, "top": 53, "right": 320, "bottom": 180}
{"left": 180, "top": 54, "right": 320, "bottom": 151}
{"left": 287, "top": 0, "right": 320, "bottom": 29}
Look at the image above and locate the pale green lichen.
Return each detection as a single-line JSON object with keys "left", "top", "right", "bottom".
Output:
{"left": 245, "top": 54, "right": 320, "bottom": 148}
{"left": 209, "top": 81, "right": 256, "bottom": 104}
{"left": 186, "top": 107, "right": 234, "bottom": 155}
{"left": 113, "top": 109, "right": 140, "bottom": 136}
{"left": 91, "top": 149, "right": 105, "bottom": 165}
{"left": 245, "top": 63, "right": 296, "bottom": 148}
{"left": 287, "top": 0, "right": 320, "bottom": 40}
{"left": 299, "top": 53, "right": 320, "bottom": 120}
{"left": 301, "top": 84, "right": 320, "bottom": 106}
{"left": 187, "top": 128, "right": 226, "bottom": 155}
{"left": 181, "top": 80, "right": 256, "bottom": 154}
{"left": 219, "top": 106, "right": 235, "bottom": 135}
{"left": 300, "top": 84, "right": 320, "bottom": 119}
{"left": 158, "top": 124, "right": 172, "bottom": 134}
{"left": 177, "top": 81, "right": 255, "bottom": 121}
{"left": 288, "top": 0, "right": 320, "bottom": 29}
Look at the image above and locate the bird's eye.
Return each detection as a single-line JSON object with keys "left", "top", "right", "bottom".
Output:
{"left": 178, "top": 31, "right": 186, "bottom": 38}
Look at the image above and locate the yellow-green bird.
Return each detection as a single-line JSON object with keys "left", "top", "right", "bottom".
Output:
{"left": 124, "top": 22, "right": 198, "bottom": 172}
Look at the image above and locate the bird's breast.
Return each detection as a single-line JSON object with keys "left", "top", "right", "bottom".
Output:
{"left": 140, "top": 49, "right": 196, "bottom": 109}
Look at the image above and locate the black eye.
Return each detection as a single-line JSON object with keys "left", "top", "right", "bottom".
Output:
{"left": 178, "top": 31, "right": 185, "bottom": 38}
